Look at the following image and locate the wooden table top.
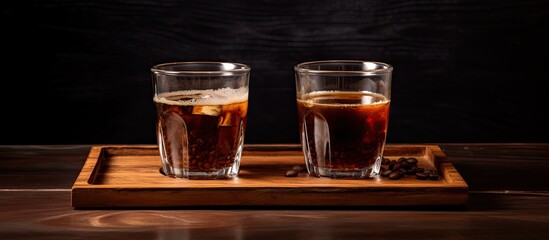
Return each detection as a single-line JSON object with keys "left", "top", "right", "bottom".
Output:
{"left": 1, "top": 143, "right": 548, "bottom": 239}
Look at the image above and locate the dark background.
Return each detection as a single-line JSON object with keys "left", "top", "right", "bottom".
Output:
{"left": 2, "top": 0, "right": 548, "bottom": 145}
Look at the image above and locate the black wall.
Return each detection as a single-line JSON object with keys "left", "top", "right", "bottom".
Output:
{"left": 2, "top": 0, "right": 548, "bottom": 144}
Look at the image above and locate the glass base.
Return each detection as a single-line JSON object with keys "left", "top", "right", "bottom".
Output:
{"left": 160, "top": 165, "right": 239, "bottom": 180}
{"left": 307, "top": 166, "right": 379, "bottom": 179}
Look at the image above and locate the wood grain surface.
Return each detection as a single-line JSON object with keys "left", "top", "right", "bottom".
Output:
{"left": 1, "top": 144, "right": 549, "bottom": 239}
{"left": 71, "top": 144, "right": 468, "bottom": 207}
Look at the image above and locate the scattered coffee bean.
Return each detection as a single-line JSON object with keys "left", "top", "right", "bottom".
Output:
{"left": 429, "top": 170, "right": 439, "bottom": 180}
{"left": 415, "top": 172, "right": 428, "bottom": 180}
{"left": 381, "top": 169, "right": 393, "bottom": 177}
{"left": 379, "top": 157, "right": 440, "bottom": 180}
{"left": 388, "top": 171, "right": 403, "bottom": 180}
{"left": 292, "top": 165, "right": 305, "bottom": 173}
{"left": 406, "top": 158, "right": 418, "bottom": 165}
{"left": 284, "top": 165, "right": 307, "bottom": 177}
{"left": 405, "top": 166, "right": 417, "bottom": 175}
{"left": 285, "top": 169, "right": 299, "bottom": 177}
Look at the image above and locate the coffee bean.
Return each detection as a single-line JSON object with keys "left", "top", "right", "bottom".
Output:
{"left": 381, "top": 169, "right": 392, "bottom": 177}
{"left": 285, "top": 169, "right": 299, "bottom": 177}
{"left": 292, "top": 165, "right": 305, "bottom": 173}
{"left": 406, "top": 158, "right": 418, "bottom": 165}
{"left": 388, "top": 171, "right": 403, "bottom": 180}
{"left": 391, "top": 163, "right": 401, "bottom": 171}
{"left": 429, "top": 170, "right": 439, "bottom": 180}
{"left": 415, "top": 172, "right": 428, "bottom": 180}
{"left": 405, "top": 166, "right": 418, "bottom": 175}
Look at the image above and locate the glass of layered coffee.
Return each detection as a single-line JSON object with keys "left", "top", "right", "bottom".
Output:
{"left": 295, "top": 60, "right": 392, "bottom": 179}
{"left": 151, "top": 62, "right": 250, "bottom": 179}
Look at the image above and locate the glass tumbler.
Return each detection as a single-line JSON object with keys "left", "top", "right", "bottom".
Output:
{"left": 151, "top": 62, "right": 250, "bottom": 179}
{"left": 295, "top": 60, "right": 392, "bottom": 179}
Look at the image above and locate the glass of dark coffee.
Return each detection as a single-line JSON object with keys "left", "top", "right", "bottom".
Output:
{"left": 151, "top": 62, "right": 250, "bottom": 179}
{"left": 295, "top": 60, "right": 393, "bottom": 179}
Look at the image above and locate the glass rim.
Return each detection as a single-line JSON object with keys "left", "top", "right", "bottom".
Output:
{"left": 151, "top": 61, "right": 251, "bottom": 75}
{"left": 294, "top": 60, "right": 393, "bottom": 74}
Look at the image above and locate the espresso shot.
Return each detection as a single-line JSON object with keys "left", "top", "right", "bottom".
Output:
{"left": 295, "top": 60, "right": 393, "bottom": 179}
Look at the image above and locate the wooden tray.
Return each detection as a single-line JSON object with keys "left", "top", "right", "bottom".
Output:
{"left": 71, "top": 144, "right": 468, "bottom": 208}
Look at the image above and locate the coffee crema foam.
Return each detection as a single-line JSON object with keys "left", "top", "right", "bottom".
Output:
{"left": 154, "top": 87, "right": 248, "bottom": 106}
{"left": 299, "top": 91, "right": 390, "bottom": 107}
